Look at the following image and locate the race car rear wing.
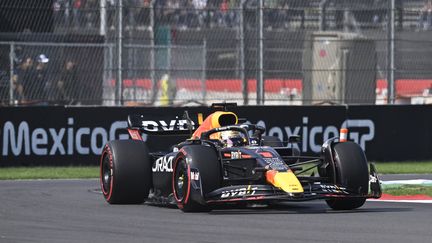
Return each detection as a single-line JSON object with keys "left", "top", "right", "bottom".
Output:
{"left": 127, "top": 103, "right": 239, "bottom": 137}
{"left": 127, "top": 112, "right": 196, "bottom": 135}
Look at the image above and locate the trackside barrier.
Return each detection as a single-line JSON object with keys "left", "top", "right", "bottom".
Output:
{"left": 0, "top": 105, "right": 431, "bottom": 166}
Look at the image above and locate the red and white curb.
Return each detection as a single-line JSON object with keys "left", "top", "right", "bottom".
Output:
{"left": 368, "top": 194, "right": 432, "bottom": 204}
{"left": 368, "top": 179, "right": 432, "bottom": 203}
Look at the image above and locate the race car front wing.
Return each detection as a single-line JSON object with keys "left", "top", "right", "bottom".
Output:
{"left": 205, "top": 163, "right": 382, "bottom": 204}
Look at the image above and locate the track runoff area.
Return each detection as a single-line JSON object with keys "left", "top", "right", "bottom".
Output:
{"left": 370, "top": 178, "right": 432, "bottom": 204}
{"left": 2, "top": 180, "right": 432, "bottom": 243}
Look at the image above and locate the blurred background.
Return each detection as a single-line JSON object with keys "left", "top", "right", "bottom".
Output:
{"left": 1, "top": 0, "right": 432, "bottom": 106}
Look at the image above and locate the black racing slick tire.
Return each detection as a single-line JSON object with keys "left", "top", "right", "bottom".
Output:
{"left": 172, "top": 145, "right": 221, "bottom": 212}
{"left": 326, "top": 141, "right": 369, "bottom": 210}
{"left": 100, "top": 140, "right": 152, "bottom": 204}
{"left": 262, "top": 136, "right": 284, "bottom": 147}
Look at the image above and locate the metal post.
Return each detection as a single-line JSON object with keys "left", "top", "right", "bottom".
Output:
{"left": 108, "top": 44, "right": 114, "bottom": 81}
{"left": 100, "top": 0, "right": 106, "bottom": 36}
{"left": 201, "top": 40, "right": 207, "bottom": 103}
{"left": 116, "top": 0, "right": 123, "bottom": 105}
{"left": 167, "top": 43, "right": 172, "bottom": 105}
{"left": 133, "top": 46, "right": 137, "bottom": 101}
{"left": 343, "top": 8, "right": 349, "bottom": 32}
{"left": 9, "top": 43, "right": 15, "bottom": 105}
{"left": 240, "top": 0, "right": 247, "bottom": 105}
{"left": 319, "top": 0, "right": 329, "bottom": 31}
{"left": 108, "top": 44, "right": 114, "bottom": 104}
{"left": 102, "top": 42, "right": 108, "bottom": 105}
{"left": 150, "top": 0, "right": 155, "bottom": 104}
{"left": 387, "top": 0, "right": 395, "bottom": 104}
{"left": 257, "top": 0, "right": 264, "bottom": 105}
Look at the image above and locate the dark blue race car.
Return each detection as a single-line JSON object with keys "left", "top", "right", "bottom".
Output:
{"left": 100, "top": 103, "right": 382, "bottom": 212}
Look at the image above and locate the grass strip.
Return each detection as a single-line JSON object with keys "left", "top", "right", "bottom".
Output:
{"left": 1, "top": 161, "right": 432, "bottom": 198}
{"left": 0, "top": 166, "right": 99, "bottom": 180}
{"left": 2, "top": 161, "right": 432, "bottom": 180}
{"left": 383, "top": 185, "right": 432, "bottom": 197}
{"left": 374, "top": 161, "right": 432, "bottom": 174}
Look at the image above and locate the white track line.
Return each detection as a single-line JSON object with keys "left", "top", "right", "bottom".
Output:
{"left": 368, "top": 199, "right": 432, "bottom": 204}
{"left": 381, "top": 179, "right": 432, "bottom": 185}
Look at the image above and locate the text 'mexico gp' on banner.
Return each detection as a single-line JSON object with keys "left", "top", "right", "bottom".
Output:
{"left": 1, "top": 105, "right": 431, "bottom": 166}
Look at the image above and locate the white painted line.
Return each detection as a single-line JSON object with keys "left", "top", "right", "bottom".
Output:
{"left": 368, "top": 199, "right": 432, "bottom": 204}
{"left": 381, "top": 179, "right": 432, "bottom": 185}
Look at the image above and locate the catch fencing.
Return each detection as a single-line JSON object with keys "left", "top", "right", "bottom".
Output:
{"left": 1, "top": 0, "right": 432, "bottom": 106}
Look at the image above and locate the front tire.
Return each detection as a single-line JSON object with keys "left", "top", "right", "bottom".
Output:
{"left": 172, "top": 145, "right": 221, "bottom": 212}
{"left": 173, "top": 156, "right": 209, "bottom": 212}
{"left": 100, "top": 140, "right": 152, "bottom": 204}
{"left": 325, "top": 142, "right": 369, "bottom": 210}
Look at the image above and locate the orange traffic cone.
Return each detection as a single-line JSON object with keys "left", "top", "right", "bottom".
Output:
{"left": 339, "top": 128, "right": 348, "bottom": 142}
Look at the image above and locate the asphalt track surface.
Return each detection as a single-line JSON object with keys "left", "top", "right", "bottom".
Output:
{"left": 1, "top": 179, "right": 432, "bottom": 243}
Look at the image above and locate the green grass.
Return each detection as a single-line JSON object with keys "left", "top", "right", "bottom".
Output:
{"left": 374, "top": 161, "right": 432, "bottom": 174}
{"left": 1, "top": 161, "right": 432, "bottom": 180}
{"left": 1, "top": 161, "right": 432, "bottom": 198}
{"left": 0, "top": 166, "right": 99, "bottom": 180}
{"left": 383, "top": 185, "right": 432, "bottom": 197}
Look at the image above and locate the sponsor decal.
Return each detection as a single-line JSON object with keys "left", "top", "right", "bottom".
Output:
{"left": 127, "top": 129, "right": 142, "bottom": 140}
{"left": 2, "top": 118, "right": 130, "bottom": 156}
{"left": 320, "top": 185, "right": 349, "bottom": 194}
{"left": 152, "top": 156, "right": 175, "bottom": 172}
{"left": 1, "top": 113, "right": 374, "bottom": 162}
{"left": 231, "top": 151, "right": 242, "bottom": 159}
{"left": 340, "top": 119, "right": 375, "bottom": 150}
{"left": 221, "top": 185, "right": 258, "bottom": 198}
{"left": 190, "top": 171, "right": 200, "bottom": 181}
{"left": 141, "top": 118, "right": 195, "bottom": 132}
{"left": 263, "top": 158, "right": 287, "bottom": 171}
{"left": 254, "top": 117, "right": 375, "bottom": 152}
{"left": 259, "top": 152, "right": 273, "bottom": 158}
{"left": 179, "top": 148, "right": 187, "bottom": 156}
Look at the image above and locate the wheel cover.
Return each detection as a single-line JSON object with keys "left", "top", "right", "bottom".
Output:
{"left": 174, "top": 159, "right": 188, "bottom": 201}
{"left": 101, "top": 155, "right": 112, "bottom": 195}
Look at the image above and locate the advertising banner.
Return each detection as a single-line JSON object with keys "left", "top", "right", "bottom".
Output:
{"left": 1, "top": 105, "right": 431, "bottom": 166}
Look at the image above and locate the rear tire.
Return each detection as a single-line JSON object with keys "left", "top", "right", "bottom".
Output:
{"left": 325, "top": 142, "right": 369, "bottom": 210}
{"left": 100, "top": 140, "right": 152, "bottom": 204}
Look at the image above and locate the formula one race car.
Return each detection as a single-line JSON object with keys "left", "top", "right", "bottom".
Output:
{"left": 100, "top": 103, "right": 381, "bottom": 212}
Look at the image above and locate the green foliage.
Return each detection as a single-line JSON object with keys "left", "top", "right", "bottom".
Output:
{"left": 0, "top": 166, "right": 98, "bottom": 180}
{"left": 374, "top": 161, "right": 432, "bottom": 174}
{"left": 383, "top": 185, "right": 432, "bottom": 197}
{"left": 2, "top": 161, "right": 432, "bottom": 180}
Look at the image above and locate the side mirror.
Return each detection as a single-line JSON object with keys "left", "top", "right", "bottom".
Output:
{"left": 288, "top": 135, "right": 301, "bottom": 143}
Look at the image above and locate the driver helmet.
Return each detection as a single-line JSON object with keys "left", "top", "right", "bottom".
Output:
{"left": 220, "top": 130, "right": 247, "bottom": 147}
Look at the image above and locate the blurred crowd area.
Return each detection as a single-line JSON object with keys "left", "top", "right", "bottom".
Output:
{"left": 2, "top": 0, "right": 432, "bottom": 106}
{"left": 51, "top": 0, "right": 432, "bottom": 31}
{"left": 0, "top": 49, "right": 80, "bottom": 106}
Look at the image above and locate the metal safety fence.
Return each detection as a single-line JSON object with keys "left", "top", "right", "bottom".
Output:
{"left": 1, "top": 0, "right": 432, "bottom": 106}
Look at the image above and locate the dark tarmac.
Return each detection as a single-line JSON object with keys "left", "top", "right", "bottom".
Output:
{"left": 0, "top": 179, "right": 431, "bottom": 243}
